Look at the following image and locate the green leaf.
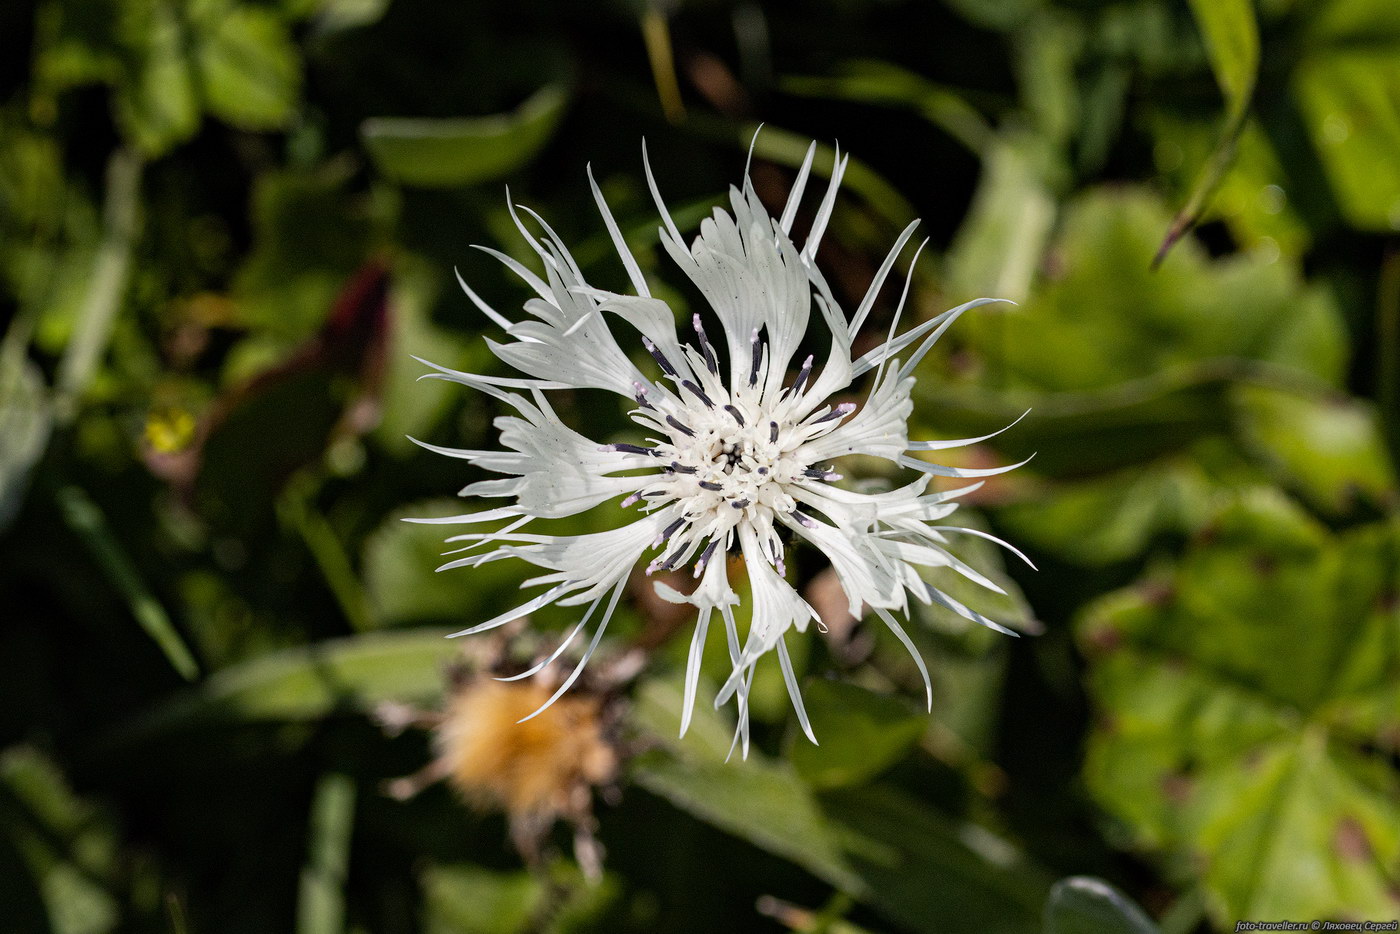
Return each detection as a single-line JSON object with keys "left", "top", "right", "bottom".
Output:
{"left": 1232, "top": 384, "right": 1398, "bottom": 514}
{"left": 1044, "top": 877, "right": 1159, "bottom": 934}
{"left": 194, "top": 6, "right": 302, "bottom": 130}
{"left": 370, "top": 257, "right": 475, "bottom": 455}
{"left": 947, "top": 188, "right": 1348, "bottom": 428}
{"left": 107, "top": 629, "right": 458, "bottom": 744}
{"left": 233, "top": 166, "right": 380, "bottom": 339}
{"left": 0, "top": 747, "right": 120, "bottom": 934}
{"left": 631, "top": 679, "right": 1048, "bottom": 934}
{"left": 1155, "top": 0, "right": 1259, "bottom": 263}
{"left": 362, "top": 499, "right": 538, "bottom": 628}
{"left": 361, "top": 83, "right": 570, "bottom": 189}
{"left": 1187, "top": 0, "right": 1257, "bottom": 125}
{"left": 0, "top": 355, "right": 51, "bottom": 532}
{"left": 781, "top": 60, "right": 992, "bottom": 153}
{"left": 1294, "top": 50, "right": 1400, "bottom": 232}
{"left": 296, "top": 773, "right": 355, "bottom": 934}
{"left": 945, "top": 130, "right": 1058, "bottom": 305}
{"left": 787, "top": 681, "right": 926, "bottom": 790}
{"left": 999, "top": 457, "right": 1218, "bottom": 566}
{"left": 55, "top": 486, "right": 200, "bottom": 680}
{"left": 111, "top": 1, "right": 199, "bottom": 156}
{"left": 421, "top": 866, "right": 541, "bottom": 934}
{"left": 1078, "top": 491, "right": 1400, "bottom": 923}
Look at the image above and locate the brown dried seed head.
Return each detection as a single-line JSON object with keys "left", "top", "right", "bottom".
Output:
{"left": 436, "top": 679, "right": 618, "bottom": 820}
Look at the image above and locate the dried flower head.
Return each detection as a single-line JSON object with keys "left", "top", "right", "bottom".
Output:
{"left": 378, "top": 652, "right": 624, "bottom": 880}
{"left": 410, "top": 138, "right": 1031, "bottom": 755}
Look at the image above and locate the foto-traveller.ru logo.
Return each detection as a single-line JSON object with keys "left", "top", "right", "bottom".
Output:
{"left": 1235, "top": 923, "right": 1400, "bottom": 932}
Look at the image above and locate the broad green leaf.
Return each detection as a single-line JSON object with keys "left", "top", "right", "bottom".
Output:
{"left": 362, "top": 499, "right": 540, "bottom": 628}
{"left": 108, "top": 629, "right": 458, "bottom": 744}
{"left": 1044, "top": 877, "right": 1159, "bottom": 934}
{"left": 195, "top": 6, "right": 302, "bottom": 130}
{"left": 787, "top": 680, "right": 926, "bottom": 790}
{"left": 0, "top": 747, "right": 120, "bottom": 934}
{"left": 1000, "top": 190, "right": 1345, "bottom": 392}
{"left": 999, "top": 457, "right": 1218, "bottom": 566}
{"left": 423, "top": 862, "right": 618, "bottom": 934}
{"left": 1294, "top": 51, "right": 1400, "bottom": 232}
{"left": 370, "top": 256, "right": 475, "bottom": 455}
{"left": 1232, "top": 384, "right": 1397, "bottom": 514}
{"left": 631, "top": 679, "right": 1048, "bottom": 934}
{"left": 1078, "top": 491, "right": 1400, "bottom": 923}
{"left": 111, "top": 1, "right": 199, "bottom": 156}
{"left": 361, "top": 84, "right": 570, "bottom": 189}
{"left": 422, "top": 866, "right": 540, "bottom": 934}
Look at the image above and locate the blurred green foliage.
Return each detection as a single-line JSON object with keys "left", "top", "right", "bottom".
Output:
{"left": 1, "top": 0, "right": 1398, "bottom": 932}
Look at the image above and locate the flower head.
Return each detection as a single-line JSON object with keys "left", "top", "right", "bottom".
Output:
{"left": 411, "top": 139, "right": 1031, "bottom": 755}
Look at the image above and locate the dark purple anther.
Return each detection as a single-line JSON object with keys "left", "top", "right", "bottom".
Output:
{"left": 791, "top": 355, "right": 813, "bottom": 394}
{"left": 694, "top": 539, "right": 719, "bottom": 575}
{"left": 642, "top": 336, "right": 678, "bottom": 377}
{"left": 812, "top": 402, "right": 855, "bottom": 425}
{"left": 665, "top": 415, "right": 695, "bottom": 438}
{"left": 693, "top": 314, "right": 719, "bottom": 375}
{"left": 680, "top": 380, "right": 714, "bottom": 408}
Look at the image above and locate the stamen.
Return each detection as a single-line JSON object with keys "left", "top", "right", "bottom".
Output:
{"left": 659, "top": 542, "right": 689, "bottom": 570}
{"left": 656, "top": 517, "right": 686, "bottom": 546}
{"left": 694, "top": 539, "right": 719, "bottom": 576}
{"left": 680, "top": 380, "right": 714, "bottom": 408}
{"left": 811, "top": 402, "right": 856, "bottom": 425}
{"left": 730, "top": 498, "right": 751, "bottom": 509}
{"left": 803, "top": 467, "right": 842, "bottom": 481}
{"left": 632, "top": 380, "right": 652, "bottom": 409}
{"left": 698, "top": 480, "right": 724, "bottom": 492}
{"left": 621, "top": 492, "right": 642, "bottom": 508}
{"left": 670, "top": 462, "right": 697, "bottom": 474}
{"left": 642, "top": 336, "right": 677, "bottom": 377}
{"left": 769, "top": 421, "right": 779, "bottom": 443}
{"left": 723, "top": 405, "right": 746, "bottom": 426}
{"left": 692, "top": 314, "right": 719, "bottom": 374}
{"left": 605, "top": 443, "right": 658, "bottom": 456}
{"left": 748, "top": 328, "right": 763, "bottom": 387}
{"left": 792, "top": 511, "right": 817, "bottom": 528}
{"left": 791, "top": 355, "right": 813, "bottom": 394}
{"left": 665, "top": 415, "right": 695, "bottom": 438}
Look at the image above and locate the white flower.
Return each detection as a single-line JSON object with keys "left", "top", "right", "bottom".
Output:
{"left": 410, "top": 139, "right": 1032, "bottom": 756}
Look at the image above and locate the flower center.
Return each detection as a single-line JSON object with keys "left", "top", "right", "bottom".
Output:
{"left": 607, "top": 317, "right": 854, "bottom": 578}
